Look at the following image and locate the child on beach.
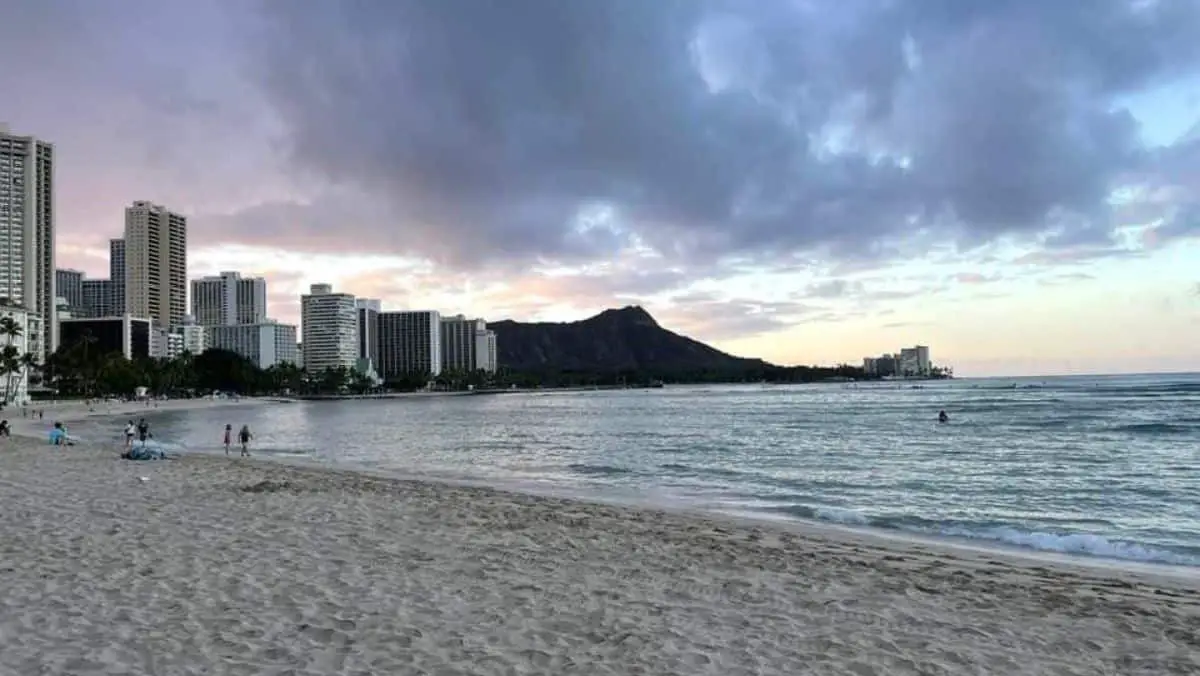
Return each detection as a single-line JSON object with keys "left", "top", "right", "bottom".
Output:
{"left": 124, "top": 420, "right": 136, "bottom": 450}
{"left": 238, "top": 425, "right": 253, "bottom": 457}
{"left": 0, "top": 420, "right": 10, "bottom": 438}
{"left": 223, "top": 424, "right": 232, "bottom": 455}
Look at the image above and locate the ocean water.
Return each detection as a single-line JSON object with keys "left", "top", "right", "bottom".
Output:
{"left": 100, "top": 374, "right": 1200, "bottom": 567}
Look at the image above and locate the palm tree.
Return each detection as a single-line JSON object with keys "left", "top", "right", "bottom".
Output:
{"left": 0, "top": 314, "right": 24, "bottom": 404}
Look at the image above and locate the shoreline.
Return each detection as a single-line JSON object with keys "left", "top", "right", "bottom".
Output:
{"left": 5, "top": 396, "right": 280, "bottom": 440}
{"left": 1, "top": 438, "right": 1197, "bottom": 674}
{"left": 27, "top": 398, "right": 1200, "bottom": 575}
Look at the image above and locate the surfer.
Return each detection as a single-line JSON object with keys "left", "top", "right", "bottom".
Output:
{"left": 938, "top": 410, "right": 949, "bottom": 424}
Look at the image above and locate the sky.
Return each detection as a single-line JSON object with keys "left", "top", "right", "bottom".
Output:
{"left": 2, "top": 0, "right": 1199, "bottom": 377}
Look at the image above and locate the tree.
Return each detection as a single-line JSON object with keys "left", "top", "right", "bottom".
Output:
{"left": 0, "top": 314, "right": 25, "bottom": 404}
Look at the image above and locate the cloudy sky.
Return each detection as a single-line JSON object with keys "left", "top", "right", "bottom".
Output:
{"left": 3, "top": 0, "right": 1199, "bottom": 376}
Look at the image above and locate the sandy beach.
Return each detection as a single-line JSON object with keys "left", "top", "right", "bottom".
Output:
{"left": 4, "top": 396, "right": 278, "bottom": 439}
{"left": 0, "top": 438, "right": 1197, "bottom": 675}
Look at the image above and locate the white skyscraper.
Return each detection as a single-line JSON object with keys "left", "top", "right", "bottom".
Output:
{"left": 0, "top": 124, "right": 55, "bottom": 360}
{"left": 125, "top": 201, "right": 187, "bottom": 328}
{"left": 190, "top": 271, "right": 268, "bottom": 327}
{"left": 300, "top": 283, "right": 358, "bottom": 373}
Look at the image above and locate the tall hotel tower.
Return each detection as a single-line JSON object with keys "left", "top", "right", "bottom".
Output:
{"left": 191, "top": 271, "right": 267, "bottom": 326}
{"left": 300, "top": 283, "right": 359, "bottom": 373}
{"left": 124, "top": 201, "right": 187, "bottom": 328}
{"left": 0, "top": 123, "right": 55, "bottom": 360}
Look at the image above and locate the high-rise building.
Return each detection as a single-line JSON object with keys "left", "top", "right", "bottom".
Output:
{"left": 0, "top": 124, "right": 56, "bottom": 360}
{"left": 440, "top": 314, "right": 497, "bottom": 373}
{"left": 124, "top": 201, "right": 187, "bottom": 328}
{"left": 300, "top": 284, "right": 358, "bottom": 373}
{"left": 356, "top": 298, "right": 381, "bottom": 369}
{"left": 190, "top": 271, "right": 267, "bottom": 327}
{"left": 59, "top": 315, "right": 152, "bottom": 361}
{"left": 80, "top": 279, "right": 120, "bottom": 318}
{"left": 379, "top": 310, "right": 442, "bottom": 380}
{"left": 55, "top": 269, "right": 84, "bottom": 310}
{"left": 174, "top": 315, "right": 207, "bottom": 356}
{"left": 109, "top": 238, "right": 126, "bottom": 315}
{"left": 208, "top": 321, "right": 299, "bottom": 370}
{"left": 480, "top": 329, "right": 498, "bottom": 374}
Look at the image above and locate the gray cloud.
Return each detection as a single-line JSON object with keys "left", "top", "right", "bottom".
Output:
{"left": 4, "top": 0, "right": 1199, "bottom": 282}
{"left": 237, "top": 0, "right": 1200, "bottom": 269}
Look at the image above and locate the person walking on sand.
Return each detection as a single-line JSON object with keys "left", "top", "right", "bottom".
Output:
{"left": 237, "top": 425, "right": 253, "bottom": 457}
{"left": 223, "top": 424, "right": 233, "bottom": 455}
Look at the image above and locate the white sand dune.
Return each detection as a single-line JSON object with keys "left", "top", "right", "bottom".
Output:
{"left": 0, "top": 438, "right": 1197, "bottom": 675}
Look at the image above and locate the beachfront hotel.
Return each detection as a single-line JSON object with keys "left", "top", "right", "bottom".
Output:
{"left": 863, "top": 345, "right": 932, "bottom": 377}
{"left": 59, "top": 315, "right": 152, "bottom": 361}
{"left": 378, "top": 310, "right": 442, "bottom": 379}
{"left": 190, "top": 271, "right": 267, "bottom": 327}
{"left": 440, "top": 314, "right": 498, "bottom": 374}
{"left": 356, "top": 298, "right": 381, "bottom": 371}
{"left": 208, "top": 321, "right": 299, "bottom": 370}
{"left": 300, "top": 283, "right": 359, "bottom": 372}
{"left": 0, "top": 123, "right": 56, "bottom": 361}
{"left": 124, "top": 201, "right": 188, "bottom": 329}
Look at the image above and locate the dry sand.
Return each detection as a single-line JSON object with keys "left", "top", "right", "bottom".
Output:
{"left": 0, "top": 437, "right": 1197, "bottom": 676}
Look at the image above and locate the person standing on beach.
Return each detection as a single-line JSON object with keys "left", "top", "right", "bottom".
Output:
{"left": 223, "top": 424, "right": 233, "bottom": 455}
{"left": 238, "top": 425, "right": 253, "bottom": 457}
{"left": 124, "top": 420, "right": 136, "bottom": 450}
{"left": 137, "top": 418, "right": 149, "bottom": 446}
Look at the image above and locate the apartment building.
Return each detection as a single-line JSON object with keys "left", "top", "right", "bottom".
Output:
{"left": 208, "top": 321, "right": 299, "bottom": 370}
{"left": 108, "top": 238, "right": 126, "bottom": 315}
{"left": 356, "top": 298, "right": 381, "bottom": 369}
{"left": 55, "top": 268, "right": 84, "bottom": 310}
{"left": 0, "top": 124, "right": 56, "bottom": 360}
{"left": 190, "top": 271, "right": 267, "bottom": 326}
{"left": 124, "top": 201, "right": 187, "bottom": 328}
{"left": 378, "top": 310, "right": 441, "bottom": 379}
{"left": 300, "top": 284, "right": 358, "bottom": 373}
{"left": 439, "top": 314, "right": 497, "bottom": 373}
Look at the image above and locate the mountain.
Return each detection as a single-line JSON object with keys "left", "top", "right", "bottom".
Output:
{"left": 487, "top": 305, "right": 772, "bottom": 374}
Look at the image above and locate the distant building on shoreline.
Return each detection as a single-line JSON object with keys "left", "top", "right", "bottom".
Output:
{"left": 440, "top": 314, "right": 498, "bottom": 374}
{"left": 301, "top": 283, "right": 359, "bottom": 372}
{"left": 356, "top": 298, "right": 381, "bottom": 371}
{"left": 190, "top": 271, "right": 267, "bottom": 327}
{"left": 864, "top": 345, "right": 932, "bottom": 377}
{"left": 59, "top": 315, "right": 152, "bottom": 361}
{"left": 125, "top": 201, "right": 187, "bottom": 328}
{"left": 209, "top": 321, "right": 299, "bottom": 369}
{"left": 379, "top": 310, "right": 442, "bottom": 379}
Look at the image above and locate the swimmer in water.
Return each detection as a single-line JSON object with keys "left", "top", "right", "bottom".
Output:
{"left": 938, "top": 410, "right": 949, "bottom": 423}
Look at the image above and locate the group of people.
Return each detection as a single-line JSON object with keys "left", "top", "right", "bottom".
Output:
{"left": 223, "top": 424, "right": 254, "bottom": 457}
{"left": 121, "top": 418, "right": 254, "bottom": 457}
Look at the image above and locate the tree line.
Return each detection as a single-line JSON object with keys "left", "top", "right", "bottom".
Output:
{"left": 1, "top": 319, "right": 920, "bottom": 404}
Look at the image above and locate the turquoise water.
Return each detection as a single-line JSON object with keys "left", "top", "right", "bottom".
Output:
{"left": 104, "top": 374, "right": 1200, "bottom": 567}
